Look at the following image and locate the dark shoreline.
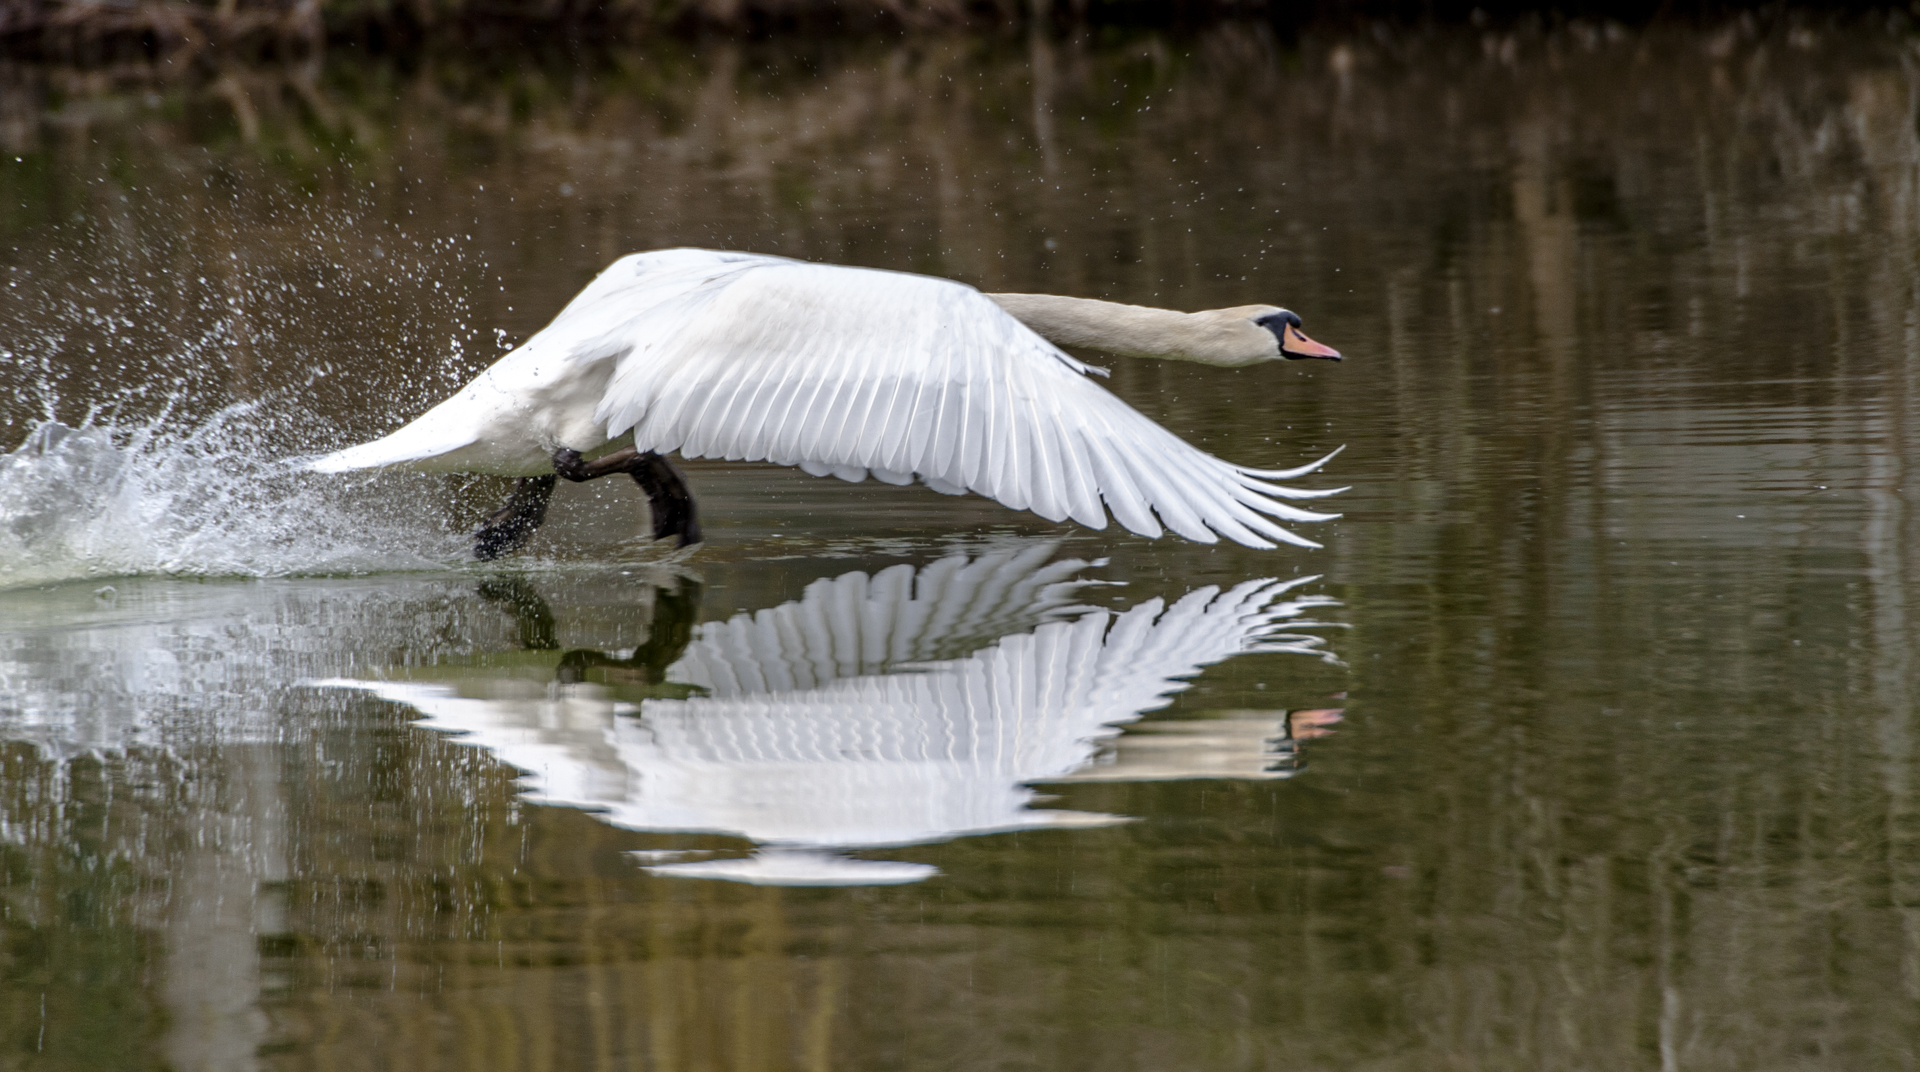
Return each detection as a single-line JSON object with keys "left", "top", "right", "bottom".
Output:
{"left": 1, "top": 0, "right": 1910, "bottom": 68}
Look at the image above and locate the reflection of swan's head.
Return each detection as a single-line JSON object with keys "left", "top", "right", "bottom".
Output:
{"left": 1253, "top": 309, "right": 1344, "bottom": 362}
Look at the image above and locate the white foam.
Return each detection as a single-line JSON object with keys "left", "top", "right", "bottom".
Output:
{"left": 0, "top": 414, "right": 457, "bottom": 589}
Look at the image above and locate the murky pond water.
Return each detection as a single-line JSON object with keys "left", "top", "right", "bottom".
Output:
{"left": 4, "top": 19, "right": 1920, "bottom": 1069}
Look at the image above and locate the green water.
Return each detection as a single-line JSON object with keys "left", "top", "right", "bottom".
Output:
{"left": 3, "top": 20, "right": 1918, "bottom": 1070}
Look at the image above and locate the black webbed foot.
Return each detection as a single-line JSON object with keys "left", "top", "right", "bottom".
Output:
{"left": 473, "top": 475, "right": 558, "bottom": 561}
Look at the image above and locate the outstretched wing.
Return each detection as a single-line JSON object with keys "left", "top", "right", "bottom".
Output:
{"left": 591, "top": 252, "right": 1340, "bottom": 549}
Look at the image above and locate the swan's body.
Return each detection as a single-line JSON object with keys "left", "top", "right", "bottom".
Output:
{"left": 311, "top": 248, "right": 1344, "bottom": 553}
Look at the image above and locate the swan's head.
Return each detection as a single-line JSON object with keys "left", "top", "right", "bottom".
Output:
{"left": 985, "top": 292, "right": 1343, "bottom": 368}
{"left": 1193, "top": 305, "right": 1342, "bottom": 366}
{"left": 1252, "top": 309, "right": 1342, "bottom": 362}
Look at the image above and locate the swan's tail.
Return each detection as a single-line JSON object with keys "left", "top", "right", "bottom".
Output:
{"left": 306, "top": 423, "right": 477, "bottom": 474}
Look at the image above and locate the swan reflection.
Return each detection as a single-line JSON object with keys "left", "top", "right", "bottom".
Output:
{"left": 324, "top": 547, "right": 1341, "bottom": 885}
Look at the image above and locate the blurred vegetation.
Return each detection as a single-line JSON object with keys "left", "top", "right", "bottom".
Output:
{"left": 0, "top": 0, "right": 1906, "bottom": 67}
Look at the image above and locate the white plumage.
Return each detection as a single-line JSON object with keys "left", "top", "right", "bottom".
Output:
{"left": 317, "top": 550, "right": 1342, "bottom": 885}
{"left": 311, "top": 248, "right": 1342, "bottom": 549}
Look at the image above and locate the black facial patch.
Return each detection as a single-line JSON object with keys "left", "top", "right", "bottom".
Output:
{"left": 1255, "top": 310, "right": 1302, "bottom": 348}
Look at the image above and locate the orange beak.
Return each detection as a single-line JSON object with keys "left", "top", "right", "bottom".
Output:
{"left": 1281, "top": 324, "right": 1342, "bottom": 361}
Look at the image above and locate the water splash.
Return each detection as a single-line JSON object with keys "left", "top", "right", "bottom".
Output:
{"left": 0, "top": 413, "right": 458, "bottom": 589}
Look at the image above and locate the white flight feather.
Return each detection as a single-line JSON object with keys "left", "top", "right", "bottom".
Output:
{"left": 308, "top": 248, "right": 1341, "bottom": 548}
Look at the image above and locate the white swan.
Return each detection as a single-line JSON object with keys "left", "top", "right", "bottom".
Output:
{"left": 308, "top": 248, "right": 1346, "bottom": 558}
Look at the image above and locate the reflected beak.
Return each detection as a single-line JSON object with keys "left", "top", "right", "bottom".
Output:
{"left": 1288, "top": 707, "right": 1344, "bottom": 740}
{"left": 1281, "top": 324, "right": 1342, "bottom": 361}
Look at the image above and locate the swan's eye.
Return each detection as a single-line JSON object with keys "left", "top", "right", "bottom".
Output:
{"left": 1254, "top": 311, "right": 1303, "bottom": 349}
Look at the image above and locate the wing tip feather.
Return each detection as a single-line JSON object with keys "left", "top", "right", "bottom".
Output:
{"left": 1238, "top": 443, "right": 1346, "bottom": 481}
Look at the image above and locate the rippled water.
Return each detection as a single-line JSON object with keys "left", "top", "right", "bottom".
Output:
{"left": 4, "top": 18, "right": 1920, "bottom": 1070}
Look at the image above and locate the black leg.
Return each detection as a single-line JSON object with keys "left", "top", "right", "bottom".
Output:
{"left": 481, "top": 574, "right": 705, "bottom": 690}
{"left": 477, "top": 576, "right": 559, "bottom": 650}
{"left": 552, "top": 448, "right": 702, "bottom": 547}
{"left": 557, "top": 576, "right": 704, "bottom": 685}
{"left": 473, "top": 475, "right": 558, "bottom": 561}
{"left": 629, "top": 453, "right": 702, "bottom": 546}
{"left": 553, "top": 447, "right": 643, "bottom": 482}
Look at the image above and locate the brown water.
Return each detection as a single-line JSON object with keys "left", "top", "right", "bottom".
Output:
{"left": 3, "top": 18, "right": 1919, "bottom": 1070}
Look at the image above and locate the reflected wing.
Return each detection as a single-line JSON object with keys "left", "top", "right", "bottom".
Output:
{"left": 671, "top": 543, "right": 1098, "bottom": 697}
{"left": 649, "top": 574, "right": 1340, "bottom": 777}
{"left": 309, "top": 679, "right": 642, "bottom": 811}
{"left": 587, "top": 251, "right": 1340, "bottom": 549}
{"left": 579, "top": 575, "right": 1336, "bottom": 847}
{"left": 313, "top": 559, "right": 1342, "bottom": 861}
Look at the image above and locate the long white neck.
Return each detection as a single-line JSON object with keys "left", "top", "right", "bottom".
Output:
{"left": 986, "top": 293, "right": 1279, "bottom": 367}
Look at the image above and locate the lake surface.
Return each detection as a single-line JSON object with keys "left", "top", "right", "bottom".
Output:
{"left": 3, "top": 17, "right": 1919, "bottom": 1070}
